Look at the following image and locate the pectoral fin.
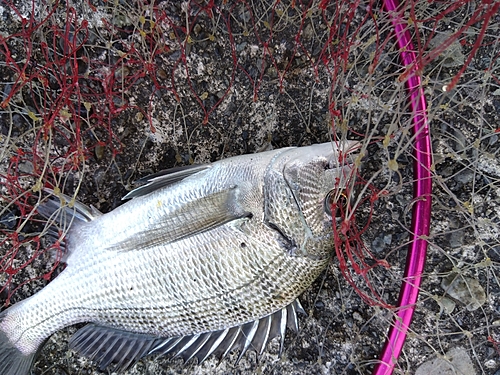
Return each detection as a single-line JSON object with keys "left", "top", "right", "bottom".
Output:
{"left": 112, "top": 187, "right": 252, "bottom": 252}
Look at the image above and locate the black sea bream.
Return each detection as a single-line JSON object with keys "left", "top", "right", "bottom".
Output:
{"left": 0, "top": 141, "right": 358, "bottom": 374}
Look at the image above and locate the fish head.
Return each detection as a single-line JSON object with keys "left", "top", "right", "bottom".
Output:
{"left": 264, "top": 141, "right": 359, "bottom": 259}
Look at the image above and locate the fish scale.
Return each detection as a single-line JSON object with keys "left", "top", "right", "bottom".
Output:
{"left": 0, "top": 141, "right": 359, "bottom": 374}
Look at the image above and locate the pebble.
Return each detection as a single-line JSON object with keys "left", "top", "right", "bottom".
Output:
{"left": 114, "top": 65, "right": 130, "bottom": 80}
{"left": 0, "top": 209, "right": 17, "bottom": 229}
{"left": 18, "top": 160, "right": 34, "bottom": 174}
{"left": 429, "top": 32, "right": 465, "bottom": 67}
{"left": 415, "top": 347, "right": 475, "bottom": 375}
{"left": 441, "top": 273, "right": 486, "bottom": 311}
{"left": 436, "top": 296, "right": 456, "bottom": 315}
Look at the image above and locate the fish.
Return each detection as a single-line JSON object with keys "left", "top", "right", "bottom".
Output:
{"left": 0, "top": 141, "right": 359, "bottom": 375}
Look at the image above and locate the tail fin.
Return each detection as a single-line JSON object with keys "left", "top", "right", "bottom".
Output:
{"left": 0, "top": 314, "right": 37, "bottom": 375}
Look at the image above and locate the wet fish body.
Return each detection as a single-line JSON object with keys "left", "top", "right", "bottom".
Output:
{"left": 0, "top": 141, "right": 358, "bottom": 374}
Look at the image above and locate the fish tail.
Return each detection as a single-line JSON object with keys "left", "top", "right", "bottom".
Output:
{"left": 0, "top": 312, "right": 37, "bottom": 375}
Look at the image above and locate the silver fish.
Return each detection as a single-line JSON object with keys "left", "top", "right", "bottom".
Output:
{"left": 0, "top": 141, "right": 359, "bottom": 374}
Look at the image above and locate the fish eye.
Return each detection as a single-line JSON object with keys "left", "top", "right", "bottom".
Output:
{"left": 324, "top": 190, "right": 349, "bottom": 219}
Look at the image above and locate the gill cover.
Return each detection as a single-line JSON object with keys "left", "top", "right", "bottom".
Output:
{"left": 263, "top": 141, "right": 358, "bottom": 258}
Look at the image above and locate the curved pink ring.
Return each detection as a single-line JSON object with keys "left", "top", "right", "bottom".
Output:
{"left": 372, "top": 1, "right": 433, "bottom": 374}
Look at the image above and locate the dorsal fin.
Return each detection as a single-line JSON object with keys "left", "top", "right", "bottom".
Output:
{"left": 37, "top": 189, "right": 102, "bottom": 225}
{"left": 69, "top": 299, "right": 306, "bottom": 372}
{"left": 123, "top": 164, "right": 211, "bottom": 200}
{"left": 36, "top": 189, "right": 103, "bottom": 261}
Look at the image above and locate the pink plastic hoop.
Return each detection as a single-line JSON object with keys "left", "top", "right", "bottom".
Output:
{"left": 372, "top": 1, "right": 433, "bottom": 374}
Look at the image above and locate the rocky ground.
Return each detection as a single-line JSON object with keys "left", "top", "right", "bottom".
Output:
{"left": 1, "top": 1, "right": 499, "bottom": 374}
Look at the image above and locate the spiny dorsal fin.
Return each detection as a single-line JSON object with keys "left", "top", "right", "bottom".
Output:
{"left": 69, "top": 299, "right": 306, "bottom": 371}
{"left": 123, "top": 164, "right": 211, "bottom": 200}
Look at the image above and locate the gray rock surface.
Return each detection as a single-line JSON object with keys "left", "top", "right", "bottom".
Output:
{"left": 415, "top": 347, "right": 476, "bottom": 375}
{"left": 1, "top": 1, "right": 499, "bottom": 375}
